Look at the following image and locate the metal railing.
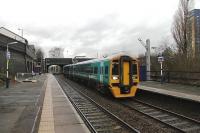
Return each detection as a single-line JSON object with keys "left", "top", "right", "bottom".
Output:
{"left": 15, "top": 72, "right": 36, "bottom": 82}
{"left": 148, "top": 71, "right": 200, "bottom": 86}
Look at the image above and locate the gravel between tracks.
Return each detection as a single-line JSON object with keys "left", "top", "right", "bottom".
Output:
{"left": 136, "top": 90, "right": 200, "bottom": 121}
{"left": 58, "top": 76, "right": 180, "bottom": 133}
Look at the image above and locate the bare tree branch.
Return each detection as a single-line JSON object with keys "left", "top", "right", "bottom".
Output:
{"left": 171, "top": 0, "right": 192, "bottom": 55}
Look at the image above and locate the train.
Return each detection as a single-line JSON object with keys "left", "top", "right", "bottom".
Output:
{"left": 49, "top": 65, "right": 62, "bottom": 74}
{"left": 63, "top": 54, "right": 139, "bottom": 98}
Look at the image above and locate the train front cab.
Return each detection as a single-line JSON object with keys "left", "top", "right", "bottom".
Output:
{"left": 110, "top": 56, "right": 139, "bottom": 98}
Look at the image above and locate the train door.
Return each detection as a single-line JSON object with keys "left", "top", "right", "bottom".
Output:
{"left": 120, "top": 56, "right": 132, "bottom": 94}
{"left": 100, "top": 62, "right": 104, "bottom": 83}
{"left": 123, "top": 61, "right": 130, "bottom": 85}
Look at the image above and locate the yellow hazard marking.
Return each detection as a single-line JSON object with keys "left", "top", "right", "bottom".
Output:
{"left": 38, "top": 77, "right": 55, "bottom": 133}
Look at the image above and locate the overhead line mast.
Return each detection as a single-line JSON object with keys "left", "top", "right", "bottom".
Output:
{"left": 138, "top": 38, "right": 151, "bottom": 80}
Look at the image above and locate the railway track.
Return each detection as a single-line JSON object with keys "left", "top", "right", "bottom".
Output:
{"left": 121, "top": 98, "right": 200, "bottom": 133}
{"left": 56, "top": 77, "right": 140, "bottom": 133}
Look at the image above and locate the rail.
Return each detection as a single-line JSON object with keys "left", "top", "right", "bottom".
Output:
{"left": 121, "top": 98, "right": 200, "bottom": 133}
{"left": 56, "top": 76, "right": 140, "bottom": 133}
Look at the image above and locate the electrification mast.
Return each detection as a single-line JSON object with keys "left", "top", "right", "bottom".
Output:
{"left": 138, "top": 38, "right": 151, "bottom": 80}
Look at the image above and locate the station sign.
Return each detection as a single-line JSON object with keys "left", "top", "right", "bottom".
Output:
{"left": 158, "top": 56, "right": 164, "bottom": 63}
{"left": 6, "top": 51, "right": 11, "bottom": 59}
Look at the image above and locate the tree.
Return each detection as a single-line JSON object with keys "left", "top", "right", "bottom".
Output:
{"left": 171, "top": 0, "right": 192, "bottom": 56}
{"left": 35, "top": 47, "right": 44, "bottom": 61}
{"left": 35, "top": 47, "right": 44, "bottom": 73}
{"left": 48, "top": 47, "right": 64, "bottom": 58}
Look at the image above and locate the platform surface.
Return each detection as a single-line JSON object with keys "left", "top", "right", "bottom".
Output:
{"left": 0, "top": 74, "right": 47, "bottom": 133}
{"left": 38, "top": 74, "right": 90, "bottom": 133}
{"left": 139, "top": 81, "right": 200, "bottom": 103}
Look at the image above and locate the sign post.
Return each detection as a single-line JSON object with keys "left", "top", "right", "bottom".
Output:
{"left": 158, "top": 56, "right": 164, "bottom": 83}
{"left": 6, "top": 41, "right": 17, "bottom": 88}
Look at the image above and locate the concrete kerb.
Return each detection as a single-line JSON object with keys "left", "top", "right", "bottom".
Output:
{"left": 31, "top": 74, "right": 48, "bottom": 133}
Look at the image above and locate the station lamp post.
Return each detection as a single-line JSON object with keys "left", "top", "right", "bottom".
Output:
{"left": 158, "top": 56, "right": 164, "bottom": 83}
{"left": 6, "top": 41, "right": 18, "bottom": 88}
{"left": 18, "top": 28, "right": 23, "bottom": 37}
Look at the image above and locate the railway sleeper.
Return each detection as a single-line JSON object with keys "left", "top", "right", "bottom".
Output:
{"left": 75, "top": 102, "right": 92, "bottom": 105}
{"left": 92, "top": 122, "right": 119, "bottom": 127}
{"left": 177, "top": 122, "right": 200, "bottom": 128}
{"left": 76, "top": 105, "right": 95, "bottom": 109}
{"left": 141, "top": 108, "right": 155, "bottom": 113}
{"left": 81, "top": 110, "right": 101, "bottom": 114}
{"left": 78, "top": 107, "right": 98, "bottom": 111}
{"left": 96, "top": 126, "right": 125, "bottom": 133}
{"left": 154, "top": 114, "right": 169, "bottom": 119}
{"left": 89, "top": 118, "right": 112, "bottom": 123}
{"left": 182, "top": 125, "right": 200, "bottom": 132}
{"left": 162, "top": 117, "right": 178, "bottom": 122}
{"left": 95, "top": 128, "right": 115, "bottom": 133}
{"left": 133, "top": 105, "right": 149, "bottom": 110}
{"left": 145, "top": 111, "right": 161, "bottom": 115}
{"left": 84, "top": 112, "right": 104, "bottom": 116}
{"left": 74, "top": 99, "right": 89, "bottom": 102}
{"left": 171, "top": 121, "right": 188, "bottom": 126}
{"left": 86, "top": 115, "right": 108, "bottom": 120}
{"left": 93, "top": 124, "right": 120, "bottom": 131}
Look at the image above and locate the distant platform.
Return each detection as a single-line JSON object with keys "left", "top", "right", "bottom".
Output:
{"left": 138, "top": 81, "right": 200, "bottom": 103}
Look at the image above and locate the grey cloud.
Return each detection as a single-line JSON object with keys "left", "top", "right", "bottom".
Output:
{"left": 70, "top": 14, "right": 119, "bottom": 46}
{"left": 68, "top": 18, "right": 172, "bottom": 58}
{"left": 24, "top": 13, "right": 172, "bottom": 58}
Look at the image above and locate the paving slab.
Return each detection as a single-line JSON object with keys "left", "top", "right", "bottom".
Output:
{"left": 0, "top": 74, "right": 47, "bottom": 133}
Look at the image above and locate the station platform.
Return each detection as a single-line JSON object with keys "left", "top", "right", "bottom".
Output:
{"left": 138, "top": 81, "right": 200, "bottom": 103}
{"left": 38, "top": 74, "right": 90, "bottom": 133}
{"left": 0, "top": 74, "right": 47, "bottom": 133}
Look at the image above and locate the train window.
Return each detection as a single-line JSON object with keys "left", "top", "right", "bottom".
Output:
{"left": 105, "top": 66, "right": 108, "bottom": 74}
{"left": 88, "top": 67, "right": 92, "bottom": 73}
{"left": 101, "top": 67, "right": 103, "bottom": 74}
{"left": 112, "top": 63, "right": 119, "bottom": 75}
{"left": 94, "top": 67, "right": 98, "bottom": 74}
{"left": 132, "top": 64, "right": 137, "bottom": 75}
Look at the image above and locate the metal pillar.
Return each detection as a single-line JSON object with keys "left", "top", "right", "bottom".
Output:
{"left": 146, "top": 39, "right": 151, "bottom": 80}
{"left": 138, "top": 38, "right": 151, "bottom": 80}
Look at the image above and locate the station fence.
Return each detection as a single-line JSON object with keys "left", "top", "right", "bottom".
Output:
{"left": 16, "top": 72, "right": 36, "bottom": 82}
{"left": 147, "top": 71, "right": 200, "bottom": 86}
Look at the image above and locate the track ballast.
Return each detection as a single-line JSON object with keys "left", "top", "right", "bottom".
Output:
{"left": 56, "top": 77, "right": 140, "bottom": 133}
{"left": 121, "top": 99, "right": 200, "bottom": 133}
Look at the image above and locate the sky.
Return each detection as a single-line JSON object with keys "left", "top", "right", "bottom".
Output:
{"left": 0, "top": 0, "right": 200, "bottom": 58}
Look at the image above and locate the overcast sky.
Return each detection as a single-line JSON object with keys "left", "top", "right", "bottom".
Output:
{"left": 1, "top": 0, "right": 200, "bottom": 58}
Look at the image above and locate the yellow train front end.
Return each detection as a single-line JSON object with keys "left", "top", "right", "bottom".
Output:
{"left": 109, "top": 55, "right": 139, "bottom": 98}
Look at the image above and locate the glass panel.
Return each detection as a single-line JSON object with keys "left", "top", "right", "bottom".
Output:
{"left": 105, "top": 66, "right": 108, "bottom": 74}
{"left": 132, "top": 64, "right": 137, "bottom": 75}
{"left": 112, "top": 63, "right": 119, "bottom": 75}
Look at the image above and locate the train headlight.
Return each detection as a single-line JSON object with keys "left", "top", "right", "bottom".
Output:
{"left": 112, "top": 76, "right": 118, "bottom": 80}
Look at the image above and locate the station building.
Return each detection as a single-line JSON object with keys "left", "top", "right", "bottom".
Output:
{"left": 188, "top": 9, "right": 200, "bottom": 56}
{"left": 0, "top": 27, "right": 36, "bottom": 77}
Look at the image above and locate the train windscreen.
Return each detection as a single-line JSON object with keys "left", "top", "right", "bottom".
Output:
{"left": 132, "top": 64, "right": 137, "bottom": 75}
{"left": 112, "top": 63, "right": 119, "bottom": 75}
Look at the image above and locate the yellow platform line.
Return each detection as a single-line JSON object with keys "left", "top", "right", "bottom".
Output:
{"left": 38, "top": 76, "right": 55, "bottom": 133}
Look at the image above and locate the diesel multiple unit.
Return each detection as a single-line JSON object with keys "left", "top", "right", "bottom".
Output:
{"left": 63, "top": 55, "right": 139, "bottom": 98}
